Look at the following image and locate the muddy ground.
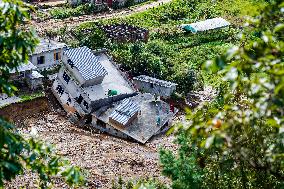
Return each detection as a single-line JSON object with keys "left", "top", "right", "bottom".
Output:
{"left": 3, "top": 97, "right": 178, "bottom": 188}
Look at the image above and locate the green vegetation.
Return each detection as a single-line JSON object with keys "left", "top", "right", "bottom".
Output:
{"left": 0, "top": 0, "right": 84, "bottom": 187}
{"left": 49, "top": 3, "right": 108, "bottom": 19}
{"left": 54, "top": 0, "right": 266, "bottom": 95}
{"left": 19, "top": 91, "right": 45, "bottom": 102}
{"left": 159, "top": 0, "right": 284, "bottom": 188}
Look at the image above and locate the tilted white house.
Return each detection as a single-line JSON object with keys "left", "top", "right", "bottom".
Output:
{"left": 52, "top": 46, "right": 136, "bottom": 119}
{"left": 29, "top": 39, "right": 67, "bottom": 70}
{"left": 52, "top": 47, "right": 178, "bottom": 143}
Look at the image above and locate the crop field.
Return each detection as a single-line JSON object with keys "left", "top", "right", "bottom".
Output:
{"left": 46, "top": 0, "right": 266, "bottom": 95}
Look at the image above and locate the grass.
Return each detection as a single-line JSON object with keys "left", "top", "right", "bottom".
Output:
{"left": 19, "top": 91, "right": 45, "bottom": 102}
{"left": 52, "top": 0, "right": 267, "bottom": 95}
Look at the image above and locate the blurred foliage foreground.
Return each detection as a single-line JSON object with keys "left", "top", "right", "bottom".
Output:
{"left": 0, "top": 0, "right": 85, "bottom": 188}
{"left": 158, "top": 1, "right": 284, "bottom": 189}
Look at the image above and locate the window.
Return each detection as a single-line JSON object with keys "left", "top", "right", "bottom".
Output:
{"left": 96, "top": 119, "right": 106, "bottom": 128}
{"left": 76, "top": 95, "right": 83, "bottom": 104}
{"left": 74, "top": 111, "right": 81, "bottom": 119}
{"left": 56, "top": 85, "right": 64, "bottom": 95}
{"left": 83, "top": 100, "right": 89, "bottom": 110}
{"left": 54, "top": 51, "right": 61, "bottom": 61}
{"left": 67, "top": 59, "right": 74, "bottom": 68}
{"left": 37, "top": 56, "right": 45, "bottom": 65}
{"left": 63, "top": 71, "right": 70, "bottom": 84}
{"left": 150, "top": 83, "right": 154, "bottom": 88}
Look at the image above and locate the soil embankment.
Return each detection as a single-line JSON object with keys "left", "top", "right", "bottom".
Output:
{"left": 0, "top": 97, "right": 50, "bottom": 122}
{"left": 2, "top": 96, "right": 177, "bottom": 188}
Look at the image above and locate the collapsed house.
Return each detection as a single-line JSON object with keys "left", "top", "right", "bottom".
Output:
{"left": 181, "top": 17, "right": 230, "bottom": 33}
{"left": 52, "top": 46, "right": 177, "bottom": 143}
{"left": 9, "top": 61, "right": 44, "bottom": 90}
{"left": 29, "top": 38, "right": 67, "bottom": 70}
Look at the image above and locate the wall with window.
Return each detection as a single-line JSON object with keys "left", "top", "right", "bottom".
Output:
{"left": 30, "top": 48, "right": 65, "bottom": 70}
{"left": 52, "top": 79, "right": 87, "bottom": 117}
{"left": 57, "top": 67, "right": 92, "bottom": 113}
{"left": 133, "top": 79, "right": 176, "bottom": 97}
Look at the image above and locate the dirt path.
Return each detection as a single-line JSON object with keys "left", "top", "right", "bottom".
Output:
{"left": 31, "top": 0, "right": 172, "bottom": 35}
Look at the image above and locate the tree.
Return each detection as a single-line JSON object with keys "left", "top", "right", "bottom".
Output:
{"left": 160, "top": 0, "right": 284, "bottom": 188}
{"left": 0, "top": 0, "right": 84, "bottom": 188}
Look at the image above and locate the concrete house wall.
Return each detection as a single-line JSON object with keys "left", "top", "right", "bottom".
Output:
{"left": 57, "top": 68, "right": 92, "bottom": 113}
{"left": 30, "top": 48, "right": 66, "bottom": 70}
{"left": 52, "top": 79, "right": 87, "bottom": 118}
{"left": 91, "top": 116, "right": 129, "bottom": 139}
{"left": 133, "top": 80, "right": 176, "bottom": 97}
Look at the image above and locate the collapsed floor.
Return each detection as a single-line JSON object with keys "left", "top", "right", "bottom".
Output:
{"left": 4, "top": 105, "right": 178, "bottom": 188}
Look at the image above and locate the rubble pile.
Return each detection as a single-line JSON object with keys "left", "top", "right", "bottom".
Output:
{"left": 6, "top": 112, "right": 177, "bottom": 188}
{"left": 98, "top": 24, "right": 149, "bottom": 42}
{"left": 186, "top": 86, "right": 217, "bottom": 108}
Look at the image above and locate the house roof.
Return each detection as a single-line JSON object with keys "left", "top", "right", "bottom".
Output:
{"left": 33, "top": 38, "right": 67, "bottom": 55}
{"left": 133, "top": 75, "right": 177, "bottom": 88}
{"left": 64, "top": 46, "right": 108, "bottom": 81}
{"left": 27, "top": 71, "right": 44, "bottom": 79}
{"left": 109, "top": 98, "right": 140, "bottom": 126}
{"left": 181, "top": 17, "right": 230, "bottom": 33}
{"left": 93, "top": 93, "right": 178, "bottom": 143}
{"left": 9, "top": 61, "right": 37, "bottom": 73}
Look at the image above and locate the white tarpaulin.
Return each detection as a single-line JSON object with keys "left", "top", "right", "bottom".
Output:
{"left": 181, "top": 17, "right": 230, "bottom": 33}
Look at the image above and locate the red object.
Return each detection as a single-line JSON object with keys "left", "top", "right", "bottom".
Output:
{"left": 107, "top": 0, "right": 112, "bottom": 7}
{"left": 170, "top": 103, "right": 174, "bottom": 113}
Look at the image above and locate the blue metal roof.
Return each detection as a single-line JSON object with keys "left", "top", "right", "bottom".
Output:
{"left": 64, "top": 46, "right": 108, "bottom": 81}
{"left": 110, "top": 98, "right": 140, "bottom": 126}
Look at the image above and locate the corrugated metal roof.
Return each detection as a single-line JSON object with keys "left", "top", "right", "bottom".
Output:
{"left": 33, "top": 38, "right": 67, "bottom": 54}
{"left": 9, "top": 61, "right": 37, "bottom": 73}
{"left": 109, "top": 98, "right": 139, "bottom": 126}
{"left": 133, "top": 75, "right": 177, "bottom": 88}
{"left": 64, "top": 46, "right": 108, "bottom": 81}
{"left": 181, "top": 17, "right": 230, "bottom": 33}
{"left": 27, "top": 71, "right": 44, "bottom": 79}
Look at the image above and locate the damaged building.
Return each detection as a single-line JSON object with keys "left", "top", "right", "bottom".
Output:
{"left": 52, "top": 46, "right": 177, "bottom": 143}
{"left": 9, "top": 61, "right": 44, "bottom": 90}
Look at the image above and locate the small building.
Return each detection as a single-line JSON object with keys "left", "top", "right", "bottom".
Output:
{"left": 29, "top": 38, "right": 67, "bottom": 70}
{"left": 181, "top": 17, "right": 230, "bottom": 33}
{"left": 133, "top": 75, "right": 177, "bottom": 98}
{"left": 9, "top": 61, "right": 44, "bottom": 90}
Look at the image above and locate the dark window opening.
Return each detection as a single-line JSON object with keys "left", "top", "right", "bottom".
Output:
{"left": 54, "top": 52, "right": 60, "bottom": 61}
{"left": 76, "top": 95, "right": 83, "bottom": 104}
{"left": 67, "top": 59, "right": 74, "bottom": 68}
{"left": 96, "top": 119, "right": 106, "bottom": 128}
{"left": 67, "top": 97, "right": 71, "bottom": 103}
{"left": 150, "top": 83, "right": 154, "bottom": 88}
{"left": 37, "top": 56, "right": 45, "bottom": 65}
{"left": 63, "top": 71, "right": 70, "bottom": 84}
{"left": 83, "top": 100, "right": 89, "bottom": 110}
{"left": 56, "top": 85, "right": 64, "bottom": 95}
{"left": 74, "top": 111, "right": 81, "bottom": 119}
